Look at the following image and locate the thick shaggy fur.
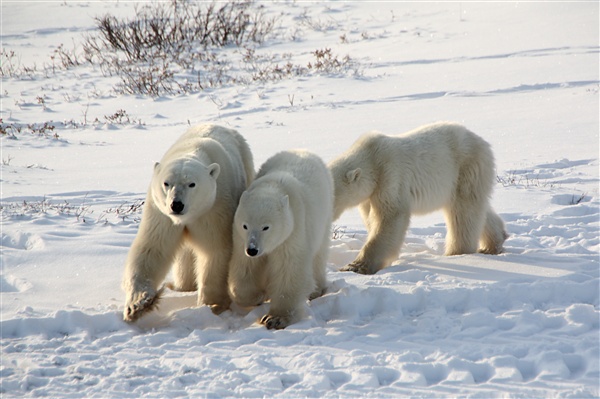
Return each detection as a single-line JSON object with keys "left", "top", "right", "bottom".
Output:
{"left": 329, "top": 122, "right": 507, "bottom": 275}
{"left": 228, "top": 150, "right": 333, "bottom": 329}
{"left": 122, "top": 124, "right": 254, "bottom": 322}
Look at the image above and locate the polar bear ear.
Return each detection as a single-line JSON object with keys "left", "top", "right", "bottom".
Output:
{"left": 154, "top": 162, "right": 160, "bottom": 171}
{"left": 208, "top": 163, "right": 220, "bottom": 180}
{"left": 346, "top": 168, "right": 362, "bottom": 184}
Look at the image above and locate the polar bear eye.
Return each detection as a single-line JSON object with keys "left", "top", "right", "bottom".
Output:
{"left": 262, "top": 226, "right": 269, "bottom": 231}
{"left": 163, "top": 182, "right": 170, "bottom": 188}
{"left": 243, "top": 224, "right": 248, "bottom": 230}
{"left": 188, "top": 183, "right": 196, "bottom": 188}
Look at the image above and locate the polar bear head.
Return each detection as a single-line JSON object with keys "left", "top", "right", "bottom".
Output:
{"left": 151, "top": 157, "right": 220, "bottom": 225}
{"left": 233, "top": 187, "right": 294, "bottom": 258}
{"left": 329, "top": 133, "right": 382, "bottom": 220}
{"left": 329, "top": 160, "right": 377, "bottom": 221}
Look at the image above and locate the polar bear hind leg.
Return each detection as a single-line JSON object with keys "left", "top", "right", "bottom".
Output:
{"left": 444, "top": 157, "right": 492, "bottom": 256}
{"left": 444, "top": 201, "right": 486, "bottom": 255}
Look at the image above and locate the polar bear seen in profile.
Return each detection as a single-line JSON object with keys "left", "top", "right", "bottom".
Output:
{"left": 122, "top": 124, "right": 254, "bottom": 322}
{"left": 328, "top": 122, "right": 507, "bottom": 275}
{"left": 228, "top": 150, "right": 333, "bottom": 329}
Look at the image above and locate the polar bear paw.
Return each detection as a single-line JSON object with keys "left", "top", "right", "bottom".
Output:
{"left": 209, "top": 303, "right": 230, "bottom": 315}
{"left": 340, "top": 260, "right": 377, "bottom": 275}
{"left": 309, "top": 287, "right": 327, "bottom": 301}
{"left": 260, "top": 314, "right": 291, "bottom": 330}
{"left": 123, "top": 286, "right": 164, "bottom": 322}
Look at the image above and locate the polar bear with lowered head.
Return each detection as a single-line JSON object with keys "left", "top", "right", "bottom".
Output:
{"left": 228, "top": 150, "right": 333, "bottom": 329}
{"left": 122, "top": 124, "right": 254, "bottom": 322}
{"left": 329, "top": 122, "right": 507, "bottom": 275}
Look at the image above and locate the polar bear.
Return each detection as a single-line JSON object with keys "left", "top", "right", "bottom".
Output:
{"left": 228, "top": 150, "right": 333, "bottom": 329}
{"left": 122, "top": 124, "right": 254, "bottom": 322}
{"left": 329, "top": 122, "right": 507, "bottom": 275}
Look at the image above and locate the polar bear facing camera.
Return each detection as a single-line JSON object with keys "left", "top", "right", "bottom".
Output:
{"left": 329, "top": 122, "right": 507, "bottom": 275}
{"left": 122, "top": 124, "right": 254, "bottom": 322}
{"left": 228, "top": 150, "right": 333, "bottom": 330}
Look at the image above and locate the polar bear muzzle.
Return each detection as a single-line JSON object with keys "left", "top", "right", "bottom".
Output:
{"left": 244, "top": 234, "right": 264, "bottom": 258}
{"left": 246, "top": 247, "right": 259, "bottom": 257}
{"left": 245, "top": 234, "right": 262, "bottom": 257}
{"left": 171, "top": 200, "right": 184, "bottom": 214}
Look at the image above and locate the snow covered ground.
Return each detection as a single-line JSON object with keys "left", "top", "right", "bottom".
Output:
{"left": 1, "top": 1, "right": 599, "bottom": 397}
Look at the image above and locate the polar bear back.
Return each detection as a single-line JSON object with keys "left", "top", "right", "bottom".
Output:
{"left": 257, "top": 150, "right": 332, "bottom": 196}
{"left": 257, "top": 150, "right": 334, "bottom": 247}
{"left": 358, "top": 122, "right": 494, "bottom": 214}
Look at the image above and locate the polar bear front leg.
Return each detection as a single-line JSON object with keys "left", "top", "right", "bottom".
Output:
{"left": 122, "top": 209, "right": 183, "bottom": 322}
{"left": 198, "top": 249, "right": 233, "bottom": 315}
{"left": 123, "top": 285, "right": 165, "bottom": 322}
{"left": 261, "top": 285, "right": 306, "bottom": 330}
{"left": 261, "top": 255, "right": 312, "bottom": 330}
{"left": 228, "top": 245, "right": 267, "bottom": 308}
{"left": 342, "top": 207, "right": 410, "bottom": 274}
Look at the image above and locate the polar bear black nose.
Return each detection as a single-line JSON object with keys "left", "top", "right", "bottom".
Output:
{"left": 171, "top": 201, "right": 184, "bottom": 214}
{"left": 246, "top": 247, "right": 259, "bottom": 257}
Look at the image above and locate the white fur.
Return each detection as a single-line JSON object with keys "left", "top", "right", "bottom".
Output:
{"left": 228, "top": 150, "right": 333, "bottom": 329}
{"left": 329, "top": 121, "right": 507, "bottom": 274}
{"left": 122, "top": 124, "right": 254, "bottom": 322}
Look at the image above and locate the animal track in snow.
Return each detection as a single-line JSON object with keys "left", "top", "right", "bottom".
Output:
{"left": 1, "top": 232, "right": 44, "bottom": 250}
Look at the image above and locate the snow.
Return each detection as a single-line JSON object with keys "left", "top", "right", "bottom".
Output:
{"left": 1, "top": 1, "right": 599, "bottom": 397}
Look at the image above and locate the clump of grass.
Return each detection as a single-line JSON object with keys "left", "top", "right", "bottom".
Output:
{"left": 89, "top": 1, "right": 277, "bottom": 60}
{"left": 2, "top": 155, "right": 14, "bottom": 166}
{"left": 241, "top": 47, "right": 361, "bottom": 84}
{"left": 0, "top": 49, "right": 36, "bottom": 78}
{"left": 0, "top": 49, "right": 19, "bottom": 77}
{"left": 1, "top": 198, "right": 145, "bottom": 224}
{"left": 0, "top": 106, "right": 144, "bottom": 140}
{"left": 0, "top": 121, "right": 60, "bottom": 139}
{"left": 331, "top": 225, "right": 356, "bottom": 240}
{"left": 104, "top": 109, "right": 143, "bottom": 125}
{"left": 79, "top": 1, "right": 363, "bottom": 95}
{"left": 570, "top": 193, "right": 587, "bottom": 205}
{"left": 82, "top": 0, "right": 280, "bottom": 96}
{"left": 497, "top": 171, "right": 558, "bottom": 189}
{"left": 3, "top": 0, "right": 366, "bottom": 97}
{"left": 1, "top": 198, "right": 92, "bottom": 222}
{"left": 97, "top": 200, "right": 145, "bottom": 224}
{"left": 332, "top": 225, "right": 347, "bottom": 240}
{"left": 307, "top": 48, "right": 361, "bottom": 75}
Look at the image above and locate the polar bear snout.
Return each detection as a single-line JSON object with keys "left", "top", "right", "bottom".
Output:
{"left": 245, "top": 237, "right": 262, "bottom": 257}
{"left": 170, "top": 200, "right": 185, "bottom": 214}
{"left": 246, "top": 247, "right": 259, "bottom": 257}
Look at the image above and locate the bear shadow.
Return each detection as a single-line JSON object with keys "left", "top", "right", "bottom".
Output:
{"left": 384, "top": 251, "right": 577, "bottom": 283}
